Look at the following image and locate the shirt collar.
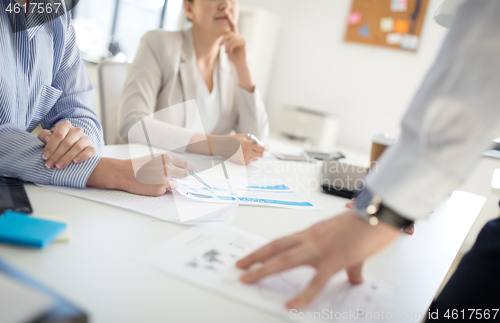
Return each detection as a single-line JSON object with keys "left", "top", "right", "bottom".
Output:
{"left": 1, "top": 0, "right": 56, "bottom": 39}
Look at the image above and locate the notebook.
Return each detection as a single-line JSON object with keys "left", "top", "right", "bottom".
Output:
{"left": 0, "top": 211, "right": 66, "bottom": 248}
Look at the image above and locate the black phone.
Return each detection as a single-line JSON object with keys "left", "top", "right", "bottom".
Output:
{"left": 0, "top": 177, "right": 33, "bottom": 214}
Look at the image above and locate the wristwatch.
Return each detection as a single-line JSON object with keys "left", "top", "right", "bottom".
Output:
{"left": 354, "top": 188, "right": 414, "bottom": 229}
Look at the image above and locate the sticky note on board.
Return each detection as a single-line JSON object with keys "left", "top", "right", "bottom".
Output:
{"left": 391, "top": 0, "right": 408, "bottom": 11}
{"left": 348, "top": 12, "right": 362, "bottom": 25}
{"left": 401, "top": 34, "right": 419, "bottom": 50}
{"left": 358, "top": 24, "right": 370, "bottom": 37}
{"left": 394, "top": 19, "right": 410, "bottom": 33}
{"left": 380, "top": 17, "right": 394, "bottom": 32}
{"left": 386, "top": 33, "right": 403, "bottom": 45}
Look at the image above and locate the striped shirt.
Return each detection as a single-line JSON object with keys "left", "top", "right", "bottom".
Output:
{"left": 0, "top": 0, "right": 103, "bottom": 189}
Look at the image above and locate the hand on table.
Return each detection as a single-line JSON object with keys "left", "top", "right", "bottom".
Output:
{"left": 187, "top": 133, "right": 265, "bottom": 165}
{"left": 229, "top": 133, "right": 265, "bottom": 165}
{"left": 87, "top": 154, "right": 195, "bottom": 197}
{"left": 345, "top": 198, "right": 415, "bottom": 235}
{"left": 39, "top": 120, "right": 96, "bottom": 170}
{"left": 236, "top": 210, "right": 399, "bottom": 309}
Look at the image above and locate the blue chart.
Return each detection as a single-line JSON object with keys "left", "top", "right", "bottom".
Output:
{"left": 187, "top": 193, "right": 236, "bottom": 201}
{"left": 177, "top": 177, "right": 321, "bottom": 210}
{"left": 238, "top": 197, "right": 312, "bottom": 207}
{"left": 246, "top": 184, "right": 290, "bottom": 191}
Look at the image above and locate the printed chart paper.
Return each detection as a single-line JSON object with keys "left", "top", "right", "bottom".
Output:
{"left": 138, "top": 224, "right": 398, "bottom": 322}
{"left": 176, "top": 176, "right": 322, "bottom": 211}
{"left": 39, "top": 185, "right": 237, "bottom": 224}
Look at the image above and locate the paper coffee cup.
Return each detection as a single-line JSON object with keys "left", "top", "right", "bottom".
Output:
{"left": 370, "top": 134, "right": 398, "bottom": 164}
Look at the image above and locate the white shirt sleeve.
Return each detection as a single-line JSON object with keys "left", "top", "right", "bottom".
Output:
{"left": 362, "top": 0, "right": 500, "bottom": 220}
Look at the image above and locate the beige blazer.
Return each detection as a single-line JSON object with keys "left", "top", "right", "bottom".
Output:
{"left": 118, "top": 29, "right": 269, "bottom": 152}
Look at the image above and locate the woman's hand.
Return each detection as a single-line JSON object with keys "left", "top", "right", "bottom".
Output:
{"left": 229, "top": 133, "right": 265, "bottom": 165}
{"left": 39, "top": 120, "right": 96, "bottom": 170}
{"left": 87, "top": 154, "right": 196, "bottom": 197}
{"left": 345, "top": 198, "right": 415, "bottom": 235}
{"left": 220, "top": 11, "right": 255, "bottom": 92}
{"left": 236, "top": 210, "right": 400, "bottom": 309}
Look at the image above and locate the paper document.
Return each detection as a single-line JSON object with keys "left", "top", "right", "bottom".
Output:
{"left": 138, "top": 224, "right": 397, "bottom": 322}
{"left": 176, "top": 176, "right": 321, "bottom": 210}
{"left": 39, "top": 185, "right": 237, "bottom": 224}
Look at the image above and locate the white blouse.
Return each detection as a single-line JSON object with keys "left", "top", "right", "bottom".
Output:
{"left": 195, "top": 63, "right": 221, "bottom": 135}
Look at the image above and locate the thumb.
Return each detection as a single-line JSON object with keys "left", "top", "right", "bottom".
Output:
{"left": 346, "top": 262, "right": 364, "bottom": 284}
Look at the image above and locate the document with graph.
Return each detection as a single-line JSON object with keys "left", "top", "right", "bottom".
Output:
{"left": 175, "top": 176, "right": 322, "bottom": 211}
{"left": 137, "top": 223, "right": 397, "bottom": 323}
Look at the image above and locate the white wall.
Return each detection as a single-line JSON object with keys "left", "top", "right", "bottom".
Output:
{"left": 239, "top": 0, "right": 449, "bottom": 152}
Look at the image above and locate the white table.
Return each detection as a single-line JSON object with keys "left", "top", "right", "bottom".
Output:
{"left": 0, "top": 143, "right": 486, "bottom": 323}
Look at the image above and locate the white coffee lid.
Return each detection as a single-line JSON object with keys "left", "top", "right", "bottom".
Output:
{"left": 372, "top": 134, "right": 398, "bottom": 146}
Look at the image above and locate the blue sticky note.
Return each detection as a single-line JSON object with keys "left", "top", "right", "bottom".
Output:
{"left": 0, "top": 211, "right": 66, "bottom": 248}
{"left": 358, "top": 24, "right": 370, "bottom": 37}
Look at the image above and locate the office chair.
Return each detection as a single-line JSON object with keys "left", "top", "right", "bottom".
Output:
{"left": 97, "top": 61, "right": 129, "bottom": 145}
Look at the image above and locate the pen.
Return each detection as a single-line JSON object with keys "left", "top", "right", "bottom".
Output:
{"left": 246, "top": 133, "right": 265, "bottom": 147}
{"left": 188, "top": 171, "right": 213, "bottom": 189}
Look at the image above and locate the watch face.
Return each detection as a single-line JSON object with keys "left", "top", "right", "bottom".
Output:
{"left": 353, "top": 189, "right": 412, "bottom": 229}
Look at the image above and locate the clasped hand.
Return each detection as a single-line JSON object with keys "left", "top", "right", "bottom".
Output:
{"left": 39, "top": 120, "right": 96, "bottom": 170}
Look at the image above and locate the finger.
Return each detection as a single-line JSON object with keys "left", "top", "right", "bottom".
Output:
{"left": 72, "top": 145, "right": 97, "bottom": 164}
{"left": 219, "top": 34, "right": 232, "bottom": 46}
{"left": 249, "top": 150, "right": 264, "bottom": 158}
{"left": 225, "top": 39, "right": 238, "bottom": 54}
{"left": 240, "top": 246, "right": 310, "bottom": 284}
{"left": 167, "top": 180, "right": 179, "bottom": 190}
{"left": 251, "top": 144, "right": 265, "bottom": 153}
{"left": 220, "top": 33, "right": 235, "bottom": 44}
{"left": 55, "top": 138, "right": 93, "bottom": 170}
{"left": 286, "top": 269, "right": 335, "bottom": 310}
{"left": 169, "top": 154, "right": 196, "bottom": 171}
{"left": 38, "top": 129, "right": 53, "bottom": 146}
{"left": 227, "top": 10, "right": 238, "bottom": 33}
{"left": 226, "top": 39, "right": 243, "bottom": 55}
{"left": 42, "top": 121, "right": 72, "bottom": 163}
{"left": 345, "top": 198, "right": 355, "bottom": 209}
{"left": 164, "top": 164, "right": 189, "bottom": 180}
{"left": 346, "top": 262, "right": 364, "bottom": 284}
{"left": 245, "top": 147, "right": 264, "bottom": 158}
{"left": 47, "top": 127, "right": 86, "bottom": 169}
{"left": 236, "top": 234, "right": 302, "bottom": 269}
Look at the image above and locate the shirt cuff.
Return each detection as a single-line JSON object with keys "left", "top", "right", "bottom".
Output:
{"left": 364, "top": 139, "right": 459, "bottom": 220}
{"left": 238, "top": 86, "right": 258, "bottom": 102}
{"left": 50, "top": 155, "right": 101, "bottom": 189}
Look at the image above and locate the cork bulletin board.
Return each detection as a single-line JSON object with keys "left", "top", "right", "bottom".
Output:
{"left": 344, "top": 0, "right": 429, "bottom": 52}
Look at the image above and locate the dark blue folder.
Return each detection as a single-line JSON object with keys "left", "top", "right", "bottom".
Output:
{"left": 0, "top": 211, "right": 66, "bottom": 248}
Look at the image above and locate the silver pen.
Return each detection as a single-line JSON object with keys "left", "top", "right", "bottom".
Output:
{"left": 246, "top": 133, "right": 265, "bottom": 147}
{"left": 188, "top": 171, "right": 213, "bottom": 189}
